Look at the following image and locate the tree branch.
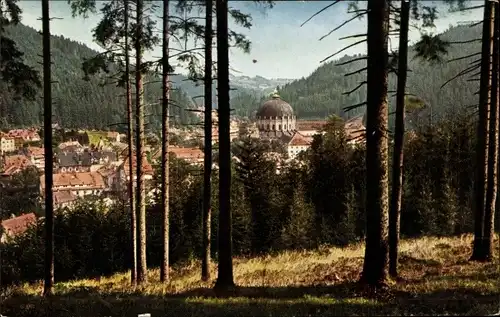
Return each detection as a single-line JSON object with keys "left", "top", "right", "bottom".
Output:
{"left": 343, "top": 101, "right": 367, "bottom": 112}
{"left": 319, "top": 12, "right": 367, "bottom": 41}
{"left": 300, "top": 0, "right": 340, "bottom": 27}
{"left": 335, "top": 56, "right": 367, "bottom": 66}
{"left": 447, "top": 52, "right": 481, "bottom": 63}
{"left": 320, "top": 39, "right": 366, "bottom": 63}
{"left": 343, "top": 81, "right": 367, "bottom": 96}
{"left": 344, "top": 67, "right": 367, "bottom": 77}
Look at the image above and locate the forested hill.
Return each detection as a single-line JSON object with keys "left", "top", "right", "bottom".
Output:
{"left": 234, "top": 23, "right": 481, "bottom": 121}
{"left": 1, "top": 23, "right": 204, "bottom": 130}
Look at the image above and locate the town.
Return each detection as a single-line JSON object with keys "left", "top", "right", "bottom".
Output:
{"left": 0, "top": 90, "right": 366, "bottom": 241}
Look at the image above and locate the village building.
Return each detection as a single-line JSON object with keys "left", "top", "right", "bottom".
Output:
{"left": 24, "top": 146, "right": 45, "bottom": 171}
{"left": 40, "top": 171, "right": 106, "bottom": 198}
{"left": 53, "top": 191, "right": 79, "bottom": 209}
{"left": 1, "top": 154, "right": 34, "bottom": 177}
{"left": 0, "top": 213, "right": 37, "bottom": 243}
{"left": 256, "top": 90, "right": 297, "bottom": 142}
{"left": 6, "top": 128, "right": 41, "bottom": 143}
{"left": 287, "top": 132, "right": 313, "bottom": 160}
{"left": 0, "top": 136, "right": 15, "bottom": 153}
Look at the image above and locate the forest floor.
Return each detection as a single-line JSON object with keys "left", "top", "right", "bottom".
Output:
{"left": 2, "top": 234, "right": 499, "bottom": 316}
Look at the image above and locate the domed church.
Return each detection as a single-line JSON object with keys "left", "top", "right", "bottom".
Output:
{"left": 256, "top": 90, "right": 296, "bottom": 142}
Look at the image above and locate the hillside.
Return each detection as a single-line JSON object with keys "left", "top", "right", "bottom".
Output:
{"left": 4, "top": 235, "right": 498, "bottom": 316}
{"left": 2, "top": 22, "right": 483, "bottom": 127}
{"left": 1, "top": 23, "right": 275, "bottom": 130}
{"left": 233, "top": 24, "right": 481, "bottom": 121}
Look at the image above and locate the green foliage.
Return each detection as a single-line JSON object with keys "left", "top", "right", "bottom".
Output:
{"left": 0, "top": 0, "right": 41, "bottom": 105}
{"left": 0, "top": 167, "right": 41, "bottom": 219}
{"left": 0, "top": 108, "right": 486, "bottom": 286}
{"left": 0, "top": 22, "right": 197, "bottom": 130}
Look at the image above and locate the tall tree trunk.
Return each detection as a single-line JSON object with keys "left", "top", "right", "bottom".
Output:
{"left": 202, "top": 0, "right": 213, "bottom": 282}
{"left": 123, "top": 0, "right": 137, "bottom": 287}
{"left": 360, "top": 0, "right": 390, "bottom": 288}
{"left": 42, "top": 0, "right": 54, "bottom": 297}
{"left": 214, "top": 0, "right": 234, "bottom": 291}
{"left": 160, "top": 0, "right": 170, "bottom": 283}
{"left": 135, "top": 0, "right": 147, "bottom": 284}
{"left": 389, "top": 0, "right": 409, "bottom": 279}
{"left": 471, "top": 0, "right": 495, "bottom": 261}
{"left": 483, "top": 1, "right": 499, "bottom": 262}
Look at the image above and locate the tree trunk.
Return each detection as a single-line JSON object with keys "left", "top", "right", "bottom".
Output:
{"left": 135, "top": 0, "right": 147, "bottom": 284}
{"left": 42, "top": 0, "right": 54, "bottom": 297}
{"left": 214, "top": 0, "right": 235, "bottom": 291}
{"left": 160, "top": 0, "right": 170, "bottom": 283}
{"left": 389, "top": 0, "right": 409, "bottom": 279}
{"left": 360, "top": 0, "right": 390, "bottom": 288}
{"left": 483, "top": 1, "right": 499, "bottom": 262}
{"left": 202, "top": 0, "right": 213, "bottom": 282}
{"left": 471, "top": 0, "right": 495, "bottom": 261}
{"left": 124, "top": 0, "right": 137, "bottom": 287}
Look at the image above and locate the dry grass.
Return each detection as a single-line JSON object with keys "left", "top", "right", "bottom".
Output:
{"left": 2, "top": 234, "right": 499, "bottom": 316}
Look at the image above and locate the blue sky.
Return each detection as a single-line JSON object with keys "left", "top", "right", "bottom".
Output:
{"left": 18, "top": 1, "right": 482, "bottom": 80}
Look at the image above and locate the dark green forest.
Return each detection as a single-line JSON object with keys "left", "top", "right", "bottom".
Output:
{"left": 1, "top": 23, "right": 200, "bottom": 130}
{"left": 233, "top": 23, "right": 481, "bottom": 122}
{"left": 0, "top": 22, "right": 482, "bottom": 129}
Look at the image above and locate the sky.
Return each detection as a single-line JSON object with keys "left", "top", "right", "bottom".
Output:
{"left": 18, "top": 1, "right": 483, "bottom": 80}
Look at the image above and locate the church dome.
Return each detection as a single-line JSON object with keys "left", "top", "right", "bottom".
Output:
{"left": 256, "top": 91, "right": 294, "bottom": 118}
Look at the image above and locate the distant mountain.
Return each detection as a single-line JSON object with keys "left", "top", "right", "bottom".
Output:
{"left": 229, "top": 74, "right": 294, "bottom": 93}
{"left": 231, "top": 23, "right": 482, "bottom": 122}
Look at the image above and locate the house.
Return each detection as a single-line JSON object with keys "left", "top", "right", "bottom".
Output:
{"left": 296, "top": 120, "right": 327, "bottom": 137}
{"left": 169, "top": 146, "right": 204, "bottom": 165}
{"left": 7, "top": 129, "right": 41, "bottom": 148}
{"left": 54, "top": 150, "right": 92, "bottom": 173}
{"left": 96, "top": 164, "right": 119, "bottom": 192}
{"left": 53, "top": 191, "right": 78, "bottom": 209}
{"left": 119, "top": 155, "right": 154, "bottom": 182}
{"left": 91, "top": 150, "right": 118, "bottom": 165}
{"left": 58, "top": 141, "right": 84, "bottom": 152}
{"left": 7, "top": 128, "right": 41, "bottom": 142}
{"left": 106, "top": 131, "right": 121, "bottom": 143}
{"left": 287, "top": 132, "right": 313, "bottom": 160}
{"left": 344, "top": 116, "right": 366, "bottom": 145}
{"left": 0, "top": 136, "right": 15, "bottom": 153}
{"left": 1, "top": 154, "right": 34, "bottom": 177}
{"left": 1, "top": 213, "right": 36, "bottom": 243}
{"left": 211, "top": 124, "right": 239, "bottom": 145}
{"left": 40, "top": 172, "right": 106, "bottom": 198}
{"left": 25, "top": 146, "right": 45, "bottom": 171}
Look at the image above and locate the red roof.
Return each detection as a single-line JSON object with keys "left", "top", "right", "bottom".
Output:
{"left": 122, "top": 155, "right": 154, "bottom": 177}
{"left": 288, "top": 132, "right": 312, "bottom": 146}
{"left": 1, "top": 213, "right": 36, "bottom": 237}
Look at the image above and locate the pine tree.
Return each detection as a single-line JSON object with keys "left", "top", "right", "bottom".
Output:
{"left": 360, "top": 0, "right": 391, "bottom": 288}
{"left": 41, "top": 0, "right": 54, "bottom": 297}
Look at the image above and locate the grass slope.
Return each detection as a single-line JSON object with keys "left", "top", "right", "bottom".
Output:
{"left": 3, "top": 235, "right": 499, "bottom": 316}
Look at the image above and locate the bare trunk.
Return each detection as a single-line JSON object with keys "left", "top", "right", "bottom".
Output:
{"left": 471, "top": 0, "right": 495, "bottom": 261}
{"left": 360, "top": 0, "right": 390, "bottom": 288}
{"left": 214, "top": 0, "right": 235, "bottom": 291}
{"left": 123, "top": 0, "right": 137, "bottom": 287}
{"left": 202, "top": 0, "right": 213, "bottom": 282}
{"left": 160, "top": 0, "right": 170, "bottom": 283}
{"left": 135, "top": 0, "right": 147, "bottom": 284}
{"left": 42, "top": 0, "right": 54, "bottom": 297}
{"left": 389, "top": 0, "right": 409, "bottom": 278}
{"left": 483, "top": 1, "right": 499, "bottom": 261}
